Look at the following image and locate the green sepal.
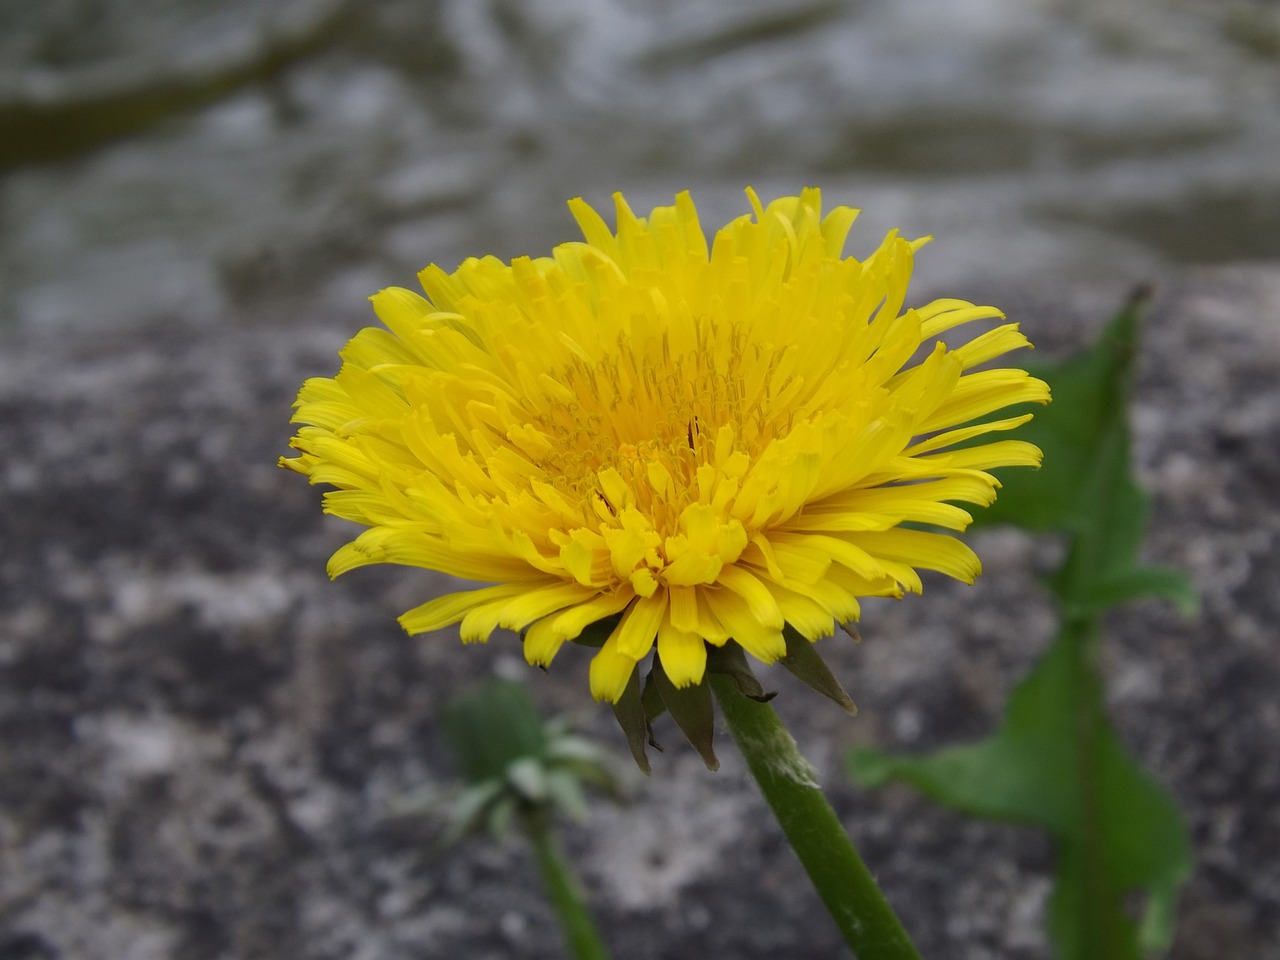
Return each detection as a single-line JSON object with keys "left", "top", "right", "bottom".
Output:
{"left": 444, "top": 780, "right": 505, "bottom": 845}
{"left": 780, "top": 626, "right": 857, "bottom": 716}
{"left": 544, "top": 768, "right": 590, "bottom": 821}
{"left": 506, "top": 756, "right": 548, "bottom": 803}
{"left": 487, "top": 794, "right": 518, "bottom": 842}
{"left": 706, "top": 642, "right": 777, "bottom": 702}
{"left": 652, "top": 655, "right": 719, "bottom": 771}
{"left": 572, "top": 613, "right": 623, "bottom": 648}
{"left": 610, "top": 665, "right": 652, "bottom": 774}
{"left": 640, "top": 670, "right": 666, "bottom": 753}
{"left": 545, "top": 734, "right": 623, "bottom": 791}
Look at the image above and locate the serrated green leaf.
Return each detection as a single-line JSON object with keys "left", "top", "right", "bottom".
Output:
{"left": 974, "top": 290, "right": 1199, "bottom": 617}
{"left": 1058, "top": 564, "right": 1199, "bottom": 619}
{"left": 853, "top": 293, "right": 1194, "bottom": 959}
{"left": 848, "top": 625, "right": 1094, "bottom": 833}
{"left": 849, "top": 625, "right": 1192, "bottom": 959}
{"left": 976, "top": 292, "right": 1141, "bottom": 535}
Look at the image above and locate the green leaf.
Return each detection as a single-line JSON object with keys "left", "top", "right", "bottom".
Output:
{"left": 975, "top": 289, "right": 1197, "bottom": 615}
{"left": 1058, "top": 564, "right": 1200, "bottom": 619}
{"left": 976, "top": 292, "right": 1140, "bottom": 534}
{"left": 853, "top": 293, "right": 1195, "bottom": 958}
{"left": 849, "top": 625, "right": 1192, "bottom": 959}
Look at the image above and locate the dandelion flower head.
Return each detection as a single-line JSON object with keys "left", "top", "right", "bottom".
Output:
{"left": 282, "top": 189, "right": 1049, "bottom": 704}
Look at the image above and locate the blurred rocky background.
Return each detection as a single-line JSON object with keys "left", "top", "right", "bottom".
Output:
{"left": 1, "top": 1, "right": 1278, "bottom": 957}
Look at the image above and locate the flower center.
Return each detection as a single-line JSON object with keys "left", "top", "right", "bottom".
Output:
{"left": 528, "top": 325, "right": 795, "bottom": 538}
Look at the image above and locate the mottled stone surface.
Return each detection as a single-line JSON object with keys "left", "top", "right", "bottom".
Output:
{"left": 1, "top": 267, "right": 1277, "bottom": 959}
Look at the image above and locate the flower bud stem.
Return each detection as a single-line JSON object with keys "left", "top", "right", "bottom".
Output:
{"left": 524, "top": 814, "right": 612, "bottom": 960}
{"left": 709, "top": 674, "right": 922, "bottom": 959}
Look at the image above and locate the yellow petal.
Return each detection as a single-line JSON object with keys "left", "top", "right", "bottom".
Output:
{"left": 657, "top": 617, "right": 708, "bottom": 688}
{"left": 850, "top": 529, "right": 982, "bottom": 584}
{"left": 615, "top": 589, "right": 668, "bottom": 660}
{"left": 589, "top": 634, "right": 637, "bottom": 703}
{"left": 715, "top": 565, "right": 784, "bottom": 630}
{"left": 497, "top": 581, "right": 599, "bottom": 631}
{"left": 523, "top": 616, "right": 566, "bottom": 666}
{"left": 398, "top": 582, "right": 526, "bottom": 635}
{"left": 667, "top": 584, "right": 700, "bottom": 633}
{"left": 549, "top": 590, "right": 636, "bottom": 642}
{"left": 703, "top": 587, "right": 786, "bottom": 663}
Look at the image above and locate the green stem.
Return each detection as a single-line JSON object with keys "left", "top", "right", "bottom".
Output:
{"left": 1062, "top": 611, "right": 1129, "bottom": 957}
{"left": 709, "top": 674, "right": 923, "bottom": 960}
{"left": 524, "top": 814, "right": 611, "bottom": 960}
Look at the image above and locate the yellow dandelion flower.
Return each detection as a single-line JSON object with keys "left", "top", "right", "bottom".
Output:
{"left": 282, "top": 188, "right": 1049, "bottom": 708}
